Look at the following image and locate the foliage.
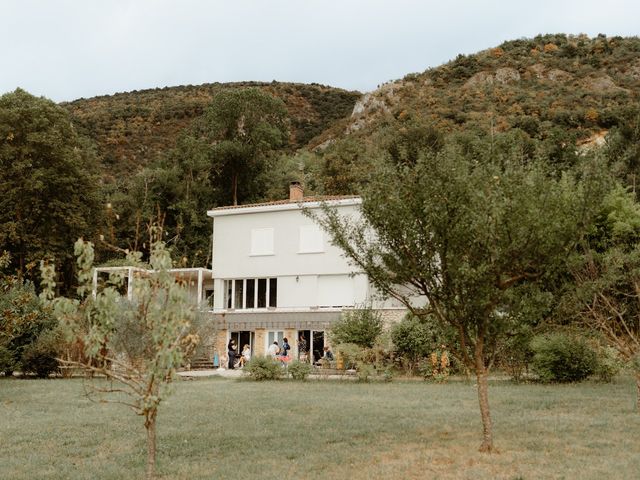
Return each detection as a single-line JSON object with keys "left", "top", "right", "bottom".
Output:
{"left": 64, "top": 81, "right": 359, "bottom": 178}
{"left": 244, "top": 356, "right": 283, "bottom": 381}
{"left": 530, "top": 332, "right": 598, "bottom": 383}
{"left": 566, "top": 183, "right": 640, "bottom": 406}
{"left": 595, "top": 345, "right": 623, "bottom": 382}
{"left": 312, "top": 132, "right": 608, "bottom": 451}
{"left": 356, "top": 364, "right": 374, "bottom": 382}
{"left": 41, "top": 237, "right": 199, "bottom": 479}
{"left": 0, "top": 89, "right": 102, "bottom": 287}
{"left": 334, "top": 343, "right": 364, "bottom": 370}
{"left": 188, "top": 87, "right": 290, "bottom": 206}
{"left": 391, "top": 314, "right": 443, "bottom": 373}
{"left": 0, "top": 276, "right": 57, "bottom": 376}
{"left": 287, "top": 359, "right": 312, "bottom": 381}
{"left": 330, "top": 307, "right": 383, "bottom": 349}
{"left": 20, "top": 327, "right": 61, "bottom": 377}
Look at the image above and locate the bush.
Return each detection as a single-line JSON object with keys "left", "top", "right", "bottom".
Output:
{"left": 391, "top": 314, "right": 440, "bottom": 373}
{"left": 330, "top": 308, "right": 383, "bottom": 348}
{"left": 530, "top": 333, "right": 598, "bottom": 383}
{"left": 356, "top": 364, "right": 374, "bottom": 383}
{"left": 21, "top": 329, "right": 60, "bottom": 378}
{"left": 594, "top": 346, "right": 622, "bottom": 382}
{"left": 0, "top": 278, "right": 58, "bottom": 375}
{"left": 288, "top": 360, "right": 312, "bottom": 381}
{"left": 335, "top": 343, "right": 364, "bottom": 370}
{"left": 244, "top": 356, "right": 282, "bottom": 381}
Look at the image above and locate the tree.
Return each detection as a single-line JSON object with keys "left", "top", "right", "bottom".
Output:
{"left": 0, "top": 89, "right": 102, "bottom": 287}
{"left": 41, "top": 236, "right": 199, "bottom": 479}
{"left": 568, "top": 186, "right": 640, "bottom": 409}
{"left": 191, "top": 87, "right": 289, "bottom": 205}
{"left": 312, "top": 134, "right": 606, "bottom": 451}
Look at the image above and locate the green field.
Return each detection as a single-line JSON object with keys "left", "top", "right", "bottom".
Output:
{"left": 1, "top": 376, "right": 638, "bottom": 479}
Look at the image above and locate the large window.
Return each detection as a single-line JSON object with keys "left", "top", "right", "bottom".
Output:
{"left": 223, "top": 278, "right": 277, "bottom": 309}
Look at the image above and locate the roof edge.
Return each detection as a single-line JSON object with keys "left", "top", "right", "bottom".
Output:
{"left": 207, "top": 197, "right": 361, "bottom": 217}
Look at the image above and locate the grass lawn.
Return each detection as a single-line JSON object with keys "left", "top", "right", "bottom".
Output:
{"left": 1, "top": 375, "right": 639, "bottom": 479}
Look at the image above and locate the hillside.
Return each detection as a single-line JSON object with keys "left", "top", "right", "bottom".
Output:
{"left": 313, "top": 34, "right": 640, "bottom": 150}
{"left": 63, "top": 81, "right": 360, "bottom": 177}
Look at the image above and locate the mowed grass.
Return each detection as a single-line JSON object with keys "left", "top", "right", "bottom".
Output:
{"left": 1, "top": 376, "right": 639, "bottom": 480}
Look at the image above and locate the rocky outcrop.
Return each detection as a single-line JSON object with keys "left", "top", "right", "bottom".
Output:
{"left": 464, "top": 71, "right": 495, "bottom": 88}
{"left": 495, "top": 67, "right": 520, "bottom": 84}
{"left": 464, "top": 68, "right": 520, "bottom": 88}
{"left": 526, "top": 64, "right": 573, "bottom": 82}
{"left": 585, "top": 75, "right": 628, "bottom": 94}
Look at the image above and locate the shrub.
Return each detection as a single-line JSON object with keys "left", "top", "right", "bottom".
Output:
{"left": 244, "top": 356, "right": 282, "bottom": 381}
{"left": 288, "top": 360, "right": 312, "bottom": 381}
{"left": 0, "top": 278, "right": 58, "bottom": 375}
{"left": 594, "top": 346, "right": 622, "bottom": 382}
{"left": 21, "top": 329, "right": 60, "bottom": 378}
{"left": 391, "top": 314, "right": 440, "bottom": 373}
{"left": 335, "top": 343, "right": 364, "bottom": 370}
{"left": 330, "top": 307, "right": 383, "bottom": 348}
{"left": 356, "top": 364, "right": 374, "bottom": 383}
{"left": 530, "top": 333, "right": 597, "bottom": 383}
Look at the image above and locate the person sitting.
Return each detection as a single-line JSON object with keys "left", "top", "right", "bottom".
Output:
{"left": 315, "top": 346, "right": 334, "bottom": 367}
{"left": 239, "top": 344, "right": 251, "bottom": 368}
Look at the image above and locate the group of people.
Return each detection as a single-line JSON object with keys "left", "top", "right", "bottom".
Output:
{"left": 226, "top": 334, "right": 334, "bottom": 369}
{"left": 268, "top": 337, "right": 291, "bottom": 362}
{"left": 227, "top": 339, "right": 251, "bottom": 369}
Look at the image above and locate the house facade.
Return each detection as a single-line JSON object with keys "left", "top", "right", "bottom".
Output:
{"left": 206, "top": 182, "right": 405, "bottom": 365}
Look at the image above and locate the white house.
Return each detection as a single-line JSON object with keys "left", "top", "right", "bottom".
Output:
{"left": 206, "top": 182, "right": 405, "bottom": 363}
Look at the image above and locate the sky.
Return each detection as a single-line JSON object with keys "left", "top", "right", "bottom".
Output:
{"left": 1, "top": 0, "right": 639, "bottom": 102}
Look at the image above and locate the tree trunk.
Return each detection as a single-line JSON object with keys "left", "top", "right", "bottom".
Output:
{"left": 145, "top": 409, "right": 158, "bottom": 480}
{"left": 636, "top": 372, "right": 640, "bottom": 414}
{"left": 232, "top": 173, "right": 238, "bottom": 206}
{"left": 474, "top": 343, "right": 494, "bottom": 453}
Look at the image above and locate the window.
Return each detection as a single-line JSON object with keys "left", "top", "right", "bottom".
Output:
{"left": 222, "top": 278, "right": 277, "bottom": 310}
{"left": 269, "top": 278, "right": 277, "bottom": 308}
{"left": 251, "top": 228, "right": 274, "bottom": 256}
{"left": 257, "top": 278, "right": 267, "bottom": 308}
{"left": 299, "top": 225, "right": 323, "bottom": 253}
{"left": 246, "top": 279, "right": 255, "bottom": 308}
{"left": 234, "top": 279, "right": 244, "bottom": 309}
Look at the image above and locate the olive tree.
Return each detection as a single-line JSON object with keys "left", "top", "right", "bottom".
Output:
{"left": 41, "top": 237, "right": 199, "bottom": 479}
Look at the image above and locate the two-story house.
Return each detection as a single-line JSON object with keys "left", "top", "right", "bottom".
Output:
{"left": 207, "top": 182, "right": 405, "bottom": 365}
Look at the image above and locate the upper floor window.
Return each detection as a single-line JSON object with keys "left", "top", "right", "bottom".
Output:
{"left": 251, "top": 228, "right": 274, "bottom": 256}
{"left": 299, "top": 225, "right": 323, "bottom": 253}
{"left": 223, "top": 278, "right": 277, "bottom": 309}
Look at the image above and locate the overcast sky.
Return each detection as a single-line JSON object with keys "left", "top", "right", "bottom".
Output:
{"left": 1, "top": 0, "right": 639, "bottom": 102}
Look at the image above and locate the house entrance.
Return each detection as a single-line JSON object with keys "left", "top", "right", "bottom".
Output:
{"left": 298, "top": 330, "right": 325, "bottom": 363}
{"left": 230, "top": 331, "right": 254, "bottom": 358}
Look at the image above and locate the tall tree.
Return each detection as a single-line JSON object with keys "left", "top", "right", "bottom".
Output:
{"left": 312, "top": 134, "right": 607, "bottom": 452}
{"left": 0, "top": 89, "right": 101, "bottom": 287}
{"left": 191, "top": 87, "right": 289, "bottom": 205}
{"left": 567, "top": 185, "right": 640, "bottom": 410}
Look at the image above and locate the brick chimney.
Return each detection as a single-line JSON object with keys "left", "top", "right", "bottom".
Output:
{"left": 289, "top": 181, "right": 304, "bottom": 202}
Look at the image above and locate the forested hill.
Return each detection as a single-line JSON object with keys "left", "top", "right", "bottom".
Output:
{"left": 314, "top": 34, "right": 640, "bottom": 151}
{"left": 62, "top": 81, "right": 360, "bottom": 176}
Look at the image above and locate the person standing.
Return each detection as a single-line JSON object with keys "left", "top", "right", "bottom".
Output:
{"left": 281, "top": 337, "right": 291, "bottom": 359}
{"left": 227, "top": 339, "right": 238, "bottom": 369}
{"left": 298, "top": 334, "right": 308, "bottom": 361}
